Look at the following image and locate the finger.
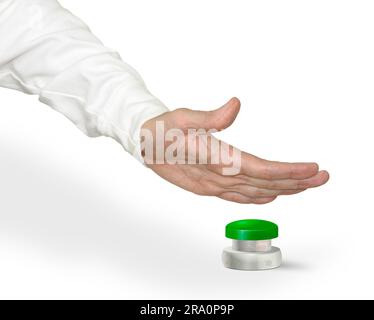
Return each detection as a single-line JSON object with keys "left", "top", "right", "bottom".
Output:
{"left": 280, "top": 189, "right": 306, "bottom": 195}
{"left": 218, "top": 191, "right": 253, "bottom": 204}
{"left": 251, "top": 196, "right": 278, "bottom": 204}
{"left": 209, "top": 167, "right": 329, "bottom": 190}
{"left": 228, "top": 184, "right": 306, "bottom": 198}
{"left": 241, "top": 153, "right": 320, "bottom": 180}
{"left": 175, "top": 97, "right": 241, "bottom": 131}
{"left": 235, "top": 170, "right": 330, "bottom": 190}
{"left": 218, "top": 192, "right": 278, "bottom": 204}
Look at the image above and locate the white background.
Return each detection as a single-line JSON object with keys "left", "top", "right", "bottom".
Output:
{"left": 0, "top": 0, "right": 373, "bottom": 299}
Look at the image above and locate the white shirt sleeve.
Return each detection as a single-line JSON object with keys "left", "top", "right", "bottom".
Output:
{"left": 0, "top": 0, "right": 168, "bottom": 162}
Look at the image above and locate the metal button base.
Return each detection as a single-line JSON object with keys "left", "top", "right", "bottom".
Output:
{"left": 222, "top": 246, "right": 282, "bottom": 271}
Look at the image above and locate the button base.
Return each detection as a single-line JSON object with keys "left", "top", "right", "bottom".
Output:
{"left": 222, "top": 246, "right": 282, "bottom": 271}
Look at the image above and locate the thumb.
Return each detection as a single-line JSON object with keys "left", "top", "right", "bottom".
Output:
{"left": 177, "top": 97, "right": 241, "bottom": 131}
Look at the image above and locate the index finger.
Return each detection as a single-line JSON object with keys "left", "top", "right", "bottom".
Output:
{"left": 241, "top": 152, "right": 320, "bottom": 180}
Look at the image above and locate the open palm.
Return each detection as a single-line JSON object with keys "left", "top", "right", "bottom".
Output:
{"left": 141, "top": 98, "right": 329, "bottom": 204}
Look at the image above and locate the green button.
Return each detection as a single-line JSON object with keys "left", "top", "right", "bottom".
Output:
{"left": 225, "top": 219, "right": 278, "bottom": 241}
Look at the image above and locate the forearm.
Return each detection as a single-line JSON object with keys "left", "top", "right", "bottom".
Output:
{"left": 0, "top": 0, "right": 168, "bottom": 160}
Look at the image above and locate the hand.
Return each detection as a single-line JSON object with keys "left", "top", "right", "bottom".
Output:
{"left": 141, "top": 97, "right": 329, "bottom": 204}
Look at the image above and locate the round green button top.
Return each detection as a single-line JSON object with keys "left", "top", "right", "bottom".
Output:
{"left": 225, "top": 219, "right": 278, "bottom": 241}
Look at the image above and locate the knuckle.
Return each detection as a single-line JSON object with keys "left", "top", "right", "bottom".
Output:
{"left": 296, "top": 181, "right": 308, "bottom": 189}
